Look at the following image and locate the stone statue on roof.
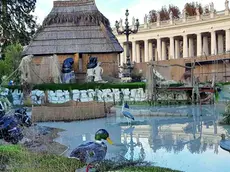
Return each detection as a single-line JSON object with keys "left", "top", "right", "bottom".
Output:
{"left": 157, "top": 12, "right": 160, "bottom": 22}
{"left": 169, "top": 11, "right": 173, "bottom": 20}
{"left": 196, "top": 5, "right": 200, "bottom": 16}
{"left": 144, "top": 14, "right": 148, "bottom": 24}
{"left": 225, "top": 0, "right": 229, "bottom": 10}
{"left": 210, "top": 2, "right": 214, "bottom": 13}
{"left": 182, "top": 8, "right": 187, "bottom": 18}
{"left": 132, "top": 17, "right": 135, "bottom": 26}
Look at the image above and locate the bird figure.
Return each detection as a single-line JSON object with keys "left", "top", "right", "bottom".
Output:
{"left": 70, "top": 129, "right": 113, "bottom": 172}
{"left": 220, "top": 134, "right": 230, "bottom": 152}
{"left": 122, "top": 101, "right": 135, "bottom": 125}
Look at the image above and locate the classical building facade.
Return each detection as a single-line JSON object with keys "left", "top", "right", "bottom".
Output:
{"left": 114, "top": 1, "right": 230, "bottom": 82}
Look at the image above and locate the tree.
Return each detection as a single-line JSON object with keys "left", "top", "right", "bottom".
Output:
{"left": 149, "top": 4, "right": 180, "bottom": 23}
{"left": 159, "top": 6, "right": 169, "bottom": 21}
{"left": 0, "top": 0, "right": 37, "bottom": 48}
{"left": 149, "top": 10, "right": 157, "bottom": 23}
{"left": 0, "top": 43, "right": 23, "bottom": 84}
{"left": 184, "top": 2, "right": 203, "bottom": 16}
{"left": 169, "top": 5, "right": 181, "bottom": 19}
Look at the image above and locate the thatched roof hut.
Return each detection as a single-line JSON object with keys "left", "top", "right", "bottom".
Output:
{"left": 23, "top": 0, "right": 123, "bottom": 55}
{"left": 22, "top": 0, "right": 123, "bottom": 82}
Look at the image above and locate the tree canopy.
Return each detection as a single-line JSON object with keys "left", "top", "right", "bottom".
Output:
{"left": 149, "top": 2, "right": 214, "bottom": 23}
{"left": 0, "top": 43, "right": 23, "bottom": 84}
{"left": 0, "top": 0, "right": 37, "bottom": 48}
{"left": 149, "top": 5, "right": 181, "bottom": 23}
{"left": 184, "top": 2, "right": 203, "bottom": 16}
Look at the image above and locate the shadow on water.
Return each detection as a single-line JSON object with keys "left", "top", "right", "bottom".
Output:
{"left": 38, "top": 104, "right": 230, "bottom": 172}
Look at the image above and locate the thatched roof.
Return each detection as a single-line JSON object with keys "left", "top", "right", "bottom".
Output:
{"left": 23, "top": 0, "right": 123, "bottom": 56}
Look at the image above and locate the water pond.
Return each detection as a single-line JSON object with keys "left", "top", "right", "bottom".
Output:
{"left": 38, "top": 104, "right": 230, "bottom": 172}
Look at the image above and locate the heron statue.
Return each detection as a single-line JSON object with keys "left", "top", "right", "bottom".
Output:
{"left": 122, "top": 101, "right": 135, "bottom": 125}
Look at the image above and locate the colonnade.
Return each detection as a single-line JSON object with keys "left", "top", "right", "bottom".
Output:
{"left": 119, "top": 29, "right": 230, "bottom": 65}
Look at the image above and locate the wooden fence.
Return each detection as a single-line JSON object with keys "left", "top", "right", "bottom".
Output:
{"left": 31, "top": 101, "right": 112, "bottom": 122}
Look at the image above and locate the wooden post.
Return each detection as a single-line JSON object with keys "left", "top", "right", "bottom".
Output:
{"left": 74, "top": 53, "right": 79, "bottom": 72}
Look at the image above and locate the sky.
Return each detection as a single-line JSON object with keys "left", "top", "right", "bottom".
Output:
{"left": 34, "top": 0, "right": 227, "bottom": 26}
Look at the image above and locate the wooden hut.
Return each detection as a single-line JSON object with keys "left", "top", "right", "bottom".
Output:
{"left": 23, "top": 0, "right": 123, "bottom": 81}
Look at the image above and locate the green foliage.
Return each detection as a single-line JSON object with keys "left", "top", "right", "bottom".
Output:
{"left": 96, "top": 159, "right": 180, "bottom": 172}
{"left": 222, "top": 102, "right": 230, "bottom": 125}
{"left": 0, "top": 145, "right": 179, "bottom": 172}
{"left": 0, "top": 43, "right": 23, "bottom": 84}
{"left": 120, "top": 166, "right": 181, "bottom": 172}
{"left": 5, "top": 82, "right": 184, "bottom": 91}
{"left": 6, "top": 82, "right": 146, "bottom": 91}
{"left": 0, "top": 145, "right": 84, "bottom": 172}
{"left": 0, "top": 0, "right": 38, "bottom": 47}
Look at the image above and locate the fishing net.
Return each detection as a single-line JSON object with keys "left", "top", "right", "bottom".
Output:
{"left": 38, "top": 55, "right": 62, "bottom": 84}
{"left": 146, "top": 61, "right": 178, "bottom": 101}
{"left": 19, "top": 55, "right": 62, "bottom": 84}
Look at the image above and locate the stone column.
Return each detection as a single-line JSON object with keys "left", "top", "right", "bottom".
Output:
{"left": 175, "top": 39, "right": 180, "bottom": 59}
{"left": 183, "top": 35, "right": 188, "bottom": 58}
{"left": 144, "top": 40, "right": 149, "bottom": 62}
{"left": 141, "top": 46, "right": 144, "bottom": 62}
{"left": 120, "top": 43, "right": 124, "bottom": 66}
{"left": 157, "top": 38, "right": 162, "bottom": 61}
{"left": 136, "top": 43, "right": 140, "bottom": 63}
{"left": 211, "top": 31, "right": 217, "bottom": 55}
{"left": 169, "top": 37, "right": 175, "bottom": 59}
{"left": 226, "top": 29, "right": 230, "bottom": 52}
{"left": 132, "top": 41, "right": 137, "bottom": 62}
{"left": 225, "top": 0, "right": 230, "bottom": 15}
{"left": 162, "top": 40, "right": 167, "bottom": 60}
{"left": 189, "top": 37, "right": 194, "bottom": 57}
{"left": 148, "top": 42, "right": 153, "bottom": 61}
{"left": 154, "top": 48, "right": 157, "bottom": 61}
{"left": 197, "top": 33, "right": 202, "bottom": 57}
{"left": 217, "top": 34, "right": 224, "bottom": 54}
{"left": 203, "top": 36, "right": 209, "bottom": 56}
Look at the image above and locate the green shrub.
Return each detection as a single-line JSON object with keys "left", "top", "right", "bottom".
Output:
{"left": 5, "top": 82, "right": 184, "bottom": 91}
{"left": 222, "top": 102, "right": 230, "bottom": 124}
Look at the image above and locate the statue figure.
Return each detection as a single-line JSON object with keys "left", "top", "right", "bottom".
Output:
{"left": 144, "top": 14, "right": 148, "bottom": 24}
{"left": 119, "top": 18, "right": 123, "bottom": 26}
{"left": 210, "top": 2, "right": 214, "bottom": 12}
{"left": 132, "top": 17, "right": 135, "bottom": 26}
{"left": 94, "top": 62, "right": 104, "bottom": 82}
{"left": 182, "top": 8, "right": 187, "bottom": 19}
{"left": 225, "top": 0, "right": 229, "bottom": 10}
{"left": 169, "top": 11, "right": 173, "bottom": 20}
{"left": 86, "top": 57, "right": 98, "bottom": 82}
{"left": 196, "top": 6, "right": 200, "bottom": 16}
{"left": 157, "top": 12, "right": 160, "bottom": 22}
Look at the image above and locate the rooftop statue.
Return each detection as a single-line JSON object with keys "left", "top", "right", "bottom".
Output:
{"left": 144, "top": 14, "right": 148, "bottom": 24}
{"left": 226, "top": 0, "right": 229, "bottom": 10}
{"left": 196, "top": 7, "right": 200, "bottom": 16}
{"left": 157, "top": 13, "right": 160, "bottom": 22}
{"left": 169, "top": 11, "right": 173, "bottom": 20}
{"left": 210, "top": 2, "right": 214, "bottom": 13}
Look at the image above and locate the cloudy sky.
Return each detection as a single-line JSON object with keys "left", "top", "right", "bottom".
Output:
{"left": 34, "top": 0, "right": 227, "bottom": 25}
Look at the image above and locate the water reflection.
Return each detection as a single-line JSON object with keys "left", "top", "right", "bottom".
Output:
{"left": 38, "top": 104, "right": 230, "bottom": 172}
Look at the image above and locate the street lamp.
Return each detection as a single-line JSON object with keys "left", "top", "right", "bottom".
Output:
{"left": 115, "top": 9, "right": 139, "bottom": 77}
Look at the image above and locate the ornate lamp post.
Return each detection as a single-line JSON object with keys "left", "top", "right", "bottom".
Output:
{"left": 115, "top": 9, "right": 139, "bottom": 77}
